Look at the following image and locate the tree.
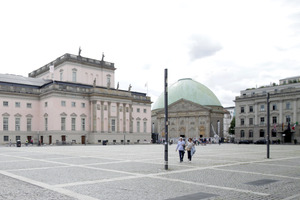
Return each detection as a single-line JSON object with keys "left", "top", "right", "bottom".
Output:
{"left": 229, "top": 116, "right": 235, "bottom": 135}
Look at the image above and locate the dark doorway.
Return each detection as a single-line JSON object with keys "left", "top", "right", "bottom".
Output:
{"left": 81, "top": 136, "right": 86, "bottom": 144}
{"left": 49, "top": 135, "right": 52, "bottom": 144}
{"left": 62, "top": 135, "right": 66, "bottom": 144}
{"left": 283, "top": 130, "right": 292, "bottom": 143}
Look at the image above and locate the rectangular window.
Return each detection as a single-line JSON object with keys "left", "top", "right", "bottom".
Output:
{"left": 249, "top": 130, "right": 253, "bottom": 137}
{"left": 45, "top": 102, "right": 48, "bottom": 107}
{"left": 71, "top": 102, "right": 76, "bottom": 107}
{"left": 260, "top": 117, "right": 265, "bottom": 125}
{"left": 272, "top": 130, "right": 277, "bottom": 137}
{"left": 137, "top": 108, "right": 140, "bottom": 113}
{"left": 81, "top": 103, "right": 85, "bottom": 108}
{"left": 126, "top": 107, "right": 129, "bottom": 112}
{"left": 61, "top": 117, "right": 66, "bottom": 131}
{"left": 286, "top": 115, "right": 291, "bottom": 123}
{"left": 81, "top": 118, "right": 86, "bottom": 131}
{"left": 240, "top": 130, "right": 245, "bottom": 138}
{"left": 249, "top": 118, "right": 253, "bottom": 125}
{"left": 3, "top": 101, "right": 8, "bottom": 107}
{"left": 143, "top": 109, "right": 147, "bottom": 113}
{"left": 4, "top": 136, "right": 9, "bottom": 142}
{"left": 15, "top": 118, "right": 20, "bottom": 131}
{"left": 260, "top": 105, "right": 265, "bottom": 111}
{"left": 61, "top": 101, "right": 66, "bottom": 107}
{"left": 60, "top": 72, "right": 63, "bottom": 81}
{"left": 71, "top": 118, "right": 76, "bottom": 131}
{"left": 72, "top": 71, "right": 77, "bottom": 82}
{"left": 111, "top": 119, "right": 116, "bottom": 132}
{"left": 3, "top": 117, "right": 9, "bottom": 131}
{"left": 27, "top": 118, "right": 32, "bottom": 131}
{"left": 137, "top": 121, "right": 140, "bottom": 133}
{"left": 15, "top": 102, "right": 21, "bottom": 108}
{"left": 241, "top": 118, "right": 244, "bottom": 125}
{"left": 272, "top": 104, "right": 277, "bottom": 111}
{"left": 272, "top": 116, "right": 277, "bottom": 124}
{"left": 16, "top": 136, "right": 20, "bottom": 141}
{"left": 249, "top": 106, "right": 253, "bottom": 112}
{"left": 27, "top": 103, "right": 32, "bottom": 108}
{"left": 143, "top": 121, "right": 147, "bottom": 133}
{"left": 241, "top": 107, "right": 244, "bottom": 113}
{"left": 45, "top": 118, "right": 48, "bottom": 131}
{"left": 286, "top": 102, "right": 291, "bottom": 110}
{"left": 260, "top": 130, "right": 265, "bottom": 137}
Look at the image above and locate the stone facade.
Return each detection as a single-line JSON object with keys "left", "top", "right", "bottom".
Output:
{"left": 0, "top": 53, "right": 151, "bottom": 145}
{"left": 152, "top": 99, "right": 224, "bottom": 141}
{"left": 235, "top": 77, "right": 300, "bottom": 144}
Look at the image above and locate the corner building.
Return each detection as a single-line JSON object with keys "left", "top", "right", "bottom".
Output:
{"left": 235, "top": 76, "right": 300, "bottom": 144}
{"left": 0, "top": 53, "right": 151, "bottom": 145}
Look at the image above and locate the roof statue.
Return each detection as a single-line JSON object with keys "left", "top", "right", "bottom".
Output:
{"left": 78, "top": 47, "right": 82, "bottom": 56}
{"left": 116, "top": 82, "right": 119, "bottom": 90}
{"left": 128, "top": 84, "right": 132, "bottom": 91}
{"left": 101, "top": 52, "right": 105, "bottom": 61}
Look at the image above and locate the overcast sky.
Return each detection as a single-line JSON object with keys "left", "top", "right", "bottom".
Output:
{"left": 1, "top": 0, "right": 300, "bottom": 107}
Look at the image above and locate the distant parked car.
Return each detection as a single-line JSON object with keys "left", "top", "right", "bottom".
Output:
{"left": 238, "top": 140, "right": 250, "bottom": 144}
{"left": 254, "top": 139, "right": 267, "bottom": 144}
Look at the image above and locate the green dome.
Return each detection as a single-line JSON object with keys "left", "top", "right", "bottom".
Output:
{"left": 152, "top": 78, "right": 222, "bottom": 110}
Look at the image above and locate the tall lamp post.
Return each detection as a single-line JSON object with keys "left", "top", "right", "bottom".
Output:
{"left": 164, "top": 68, "right": 168, "bottom": 170}
{"left": 267, "top": 93, "right": 270, "bottom": 158}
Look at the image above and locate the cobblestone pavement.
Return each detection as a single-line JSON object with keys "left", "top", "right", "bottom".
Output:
{"left": 0, "top": 144, "right": 299, "bottom": 200}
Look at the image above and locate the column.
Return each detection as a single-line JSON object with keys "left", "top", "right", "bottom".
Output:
{"left": 101, "top": 101, "right": 104, "bottom": 132}
{"left": 129, "top": 104, "right": 133, "bottom": 133}
{"left": 92, "top": 100, "right": 97, "bottom": 132}
{"left": 108, "top": 102, "right": 111, "bottom": 132}
{"left": 117, "top": 103, "right": 120, "bottom": 133}
{"left": 123, "top": 103, "right": 126, "bottom": 133}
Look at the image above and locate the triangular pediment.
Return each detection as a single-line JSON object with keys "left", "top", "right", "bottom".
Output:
{"left": 157, "top": 98, "right": 211, "bottom": 114}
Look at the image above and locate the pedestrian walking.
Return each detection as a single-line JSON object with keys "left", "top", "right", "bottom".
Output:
{"left": 175, "top": 137, "right": 185, "bottom": 162}
{"left": 186, "top": 138, "right": 194, "bottom": 162}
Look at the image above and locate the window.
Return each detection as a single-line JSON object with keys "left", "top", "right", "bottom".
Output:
{"left": 71, "top": 118, "right": 76, "bottom": 131}
{"left": 144, "top": 121, "right": 147, "bottom": 133}
{"left": 27, "top": 118, "right": 32, "bottom": 131}
{"left": 260, "top": 117, "right": 265, "bottom": 125}
{"left": 16, "top": 136, "right": 20, "bottom": 141}
{"left": 4, "top": 136, "right": 9, "bottom": 142}
{"left": 241, "top": 107, "right": 244, "bottom": 113}
{"left": 272, "top": 130, "right": 277, "bottom": 137}
{"left": 272, "top": 116, "right": 277, "bottom": 124}
{"left": 15, "top": 118, "right": 20, "bottom": 131}
{"left": 15, "top": 102, "right": 20, "bottom": 108}
{"left": 249, "top": 118, "right": 253, "bottom": 125}
{"left": 81, "top": 103, "right": 85, "bottom": 108}
{"left": 72, "top": 69, "right": 77, "bottom": 82}
{"left": 45, "top": 118, "right": 48, "bottom": 131}
{"left": 240, "top": 130, "right": 245, "bottom": 138}
{"left": 45, "top": 102, "right": 48, "bottom": 107}
{"left": 3, "top": 101, "right": 8, "bottom": 107}
{"left": 143, "top": 109, "right": 147, "bottom": 113}
{"left": 71, "top": 102, "right": 76, "bottom": 107}
{"left": 111, "top": 119, "right": 116, "bottom": 132}
{"left": 81, "top": 118, "right": 86, "bottom": 131}
{"left": 240, "top": 118, "right": 244, "bottom": 125}
{"left": 106, "top": 75, "right": 111, "bottom": 87}
{"left": 260, "top": 105, "right": 265, "bottom": 111}
{"left": 137, "top": 121, "right": 140, "bottom": 133}
{"left": 60, "top": 71, "right": 63, "bottom": 81}
{"left": 259, "top": 129, "right": 265, "bottom": 137}
{"left": 249, "top": 106, "right": 253, "bottom": 112}
{"left": 272, "top": 104, "right": 277, "bottom": 111}
{"left": 3, "top": 117, "right": 9, "bottom": 130}
{"left": 27, "top": 103, "right": 32, "bottom": 108}
{"left": 61, "top": 101, "right": 66, "bottom": 107}
{"left": 286, "top": 102, "right": 291, "bottom": 110}
{"left": 137, "top": 108, "right": 140, "bottom": 113}
{"left": 286, "top": 115, "right": 291, "bottom": 123}
{"left": 126, "top": 107, "right": 129, "bottom": 112}
{"left": 61, "top": 117, "right": 66, "bottom": 131}
{"left": 249, "top": 130, "right": 253, "bottom": 137}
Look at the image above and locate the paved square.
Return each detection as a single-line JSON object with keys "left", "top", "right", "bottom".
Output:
{"left": 0, "top": 144, "right": 299, "bottom": 200}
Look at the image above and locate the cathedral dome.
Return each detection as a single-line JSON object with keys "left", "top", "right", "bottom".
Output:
{"left": 152, "top": 78, "right": 222, "bottom": 110}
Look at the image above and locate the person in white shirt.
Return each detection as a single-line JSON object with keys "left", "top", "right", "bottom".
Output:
{"left": 175, "top": 137, "right": 185, "bottom": 162}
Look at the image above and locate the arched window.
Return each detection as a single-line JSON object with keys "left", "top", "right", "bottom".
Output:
{"left": 240, "top": 130, "right": 245, "bottom": 138}
{"left": 259, "top": 129, "right": 265, "bottom": 137}
{"left": 249, "top": 130, "right": 253, "bottom": 137}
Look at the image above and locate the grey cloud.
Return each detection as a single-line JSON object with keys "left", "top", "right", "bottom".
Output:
{"left": 188, "top": 35, "right": 222, "bottom": 61}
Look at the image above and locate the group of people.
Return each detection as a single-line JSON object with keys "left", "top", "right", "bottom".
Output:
{"left": 175, "top": 137, "right": 196, "bottom": 162}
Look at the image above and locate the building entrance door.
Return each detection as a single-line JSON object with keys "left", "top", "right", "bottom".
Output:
{"left": 81, "top": 136, "right": 86, "bottom": 144}
{"left": 49, "top": 135, "right": 52, "bottom": 144}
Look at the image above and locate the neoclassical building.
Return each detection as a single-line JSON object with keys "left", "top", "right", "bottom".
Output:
{"left": 0, "top": 53, "right": 152, "bottom": 145}
{"left": 235, "top": 76, "right": 300, "bottom": 144}
{"left": 151, "top": 78, "right": 225, "bottom": 142}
